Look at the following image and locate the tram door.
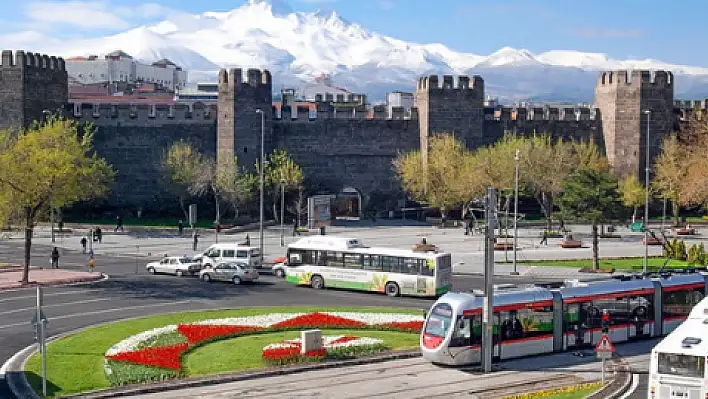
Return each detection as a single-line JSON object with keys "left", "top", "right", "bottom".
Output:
{"left": 565, "top": 302, "right": 594, "bottom": 349}
{"left": 492, "top": 313, "right": 502, "bottom": 360}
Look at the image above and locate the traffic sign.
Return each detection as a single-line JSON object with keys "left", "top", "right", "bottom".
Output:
{"left": 595, "top": 334, "right": 615, "bottom": 353}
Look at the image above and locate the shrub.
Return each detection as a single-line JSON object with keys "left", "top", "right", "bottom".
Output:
{"left": 677, "top": 240, "right": 688, "bottom": 261}
{"left": 698, "top": 243, "right": 707, "bottom": 266}
{"left": 688, "top": 244, "right": 699, "bottom": 265}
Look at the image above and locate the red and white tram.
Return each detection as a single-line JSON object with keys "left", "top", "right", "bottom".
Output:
{"left": 421, "top": 273, "right": 707, "bottom": 365}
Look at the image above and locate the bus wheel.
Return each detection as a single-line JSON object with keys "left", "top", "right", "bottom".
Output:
{"left": 310, "top": 275, "right": 324, "bottom": 290}
{"left": 385, "top": 282, "right": 400, "bottom": 297}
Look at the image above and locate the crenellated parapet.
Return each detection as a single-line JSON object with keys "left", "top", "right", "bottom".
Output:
{"left": 218, "top": 67, "right": 272, "bottom": 93}
{"left": 491, "top": 105, "right": 600, "bottom": 122}
{"left": 314, "top": 92, "right": 366, "bottom": 105}
{"left": 1, "top": 50, "right": 66, "bottom": 71}
{"left": 597, "top": 70, "right": 673, "bottom": 88}
{"left": 273, "top": 105, "right": 419, "bottom": 121}
{"left": 417, "top": 74, "right": 484, "bottom": 93}
{"left": 69, "top": 101, "right": 218, "bottom": 125}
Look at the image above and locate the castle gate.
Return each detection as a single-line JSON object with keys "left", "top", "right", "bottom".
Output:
{"left": 333, "top": 186, "right": 362, "bottom": 220}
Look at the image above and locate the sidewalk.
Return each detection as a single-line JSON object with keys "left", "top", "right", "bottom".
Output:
{"left": 0, "top": 268, "right": 105, "bottom": 290}
{"left": 3, "top": 223, "right": 705, "bottom": 280}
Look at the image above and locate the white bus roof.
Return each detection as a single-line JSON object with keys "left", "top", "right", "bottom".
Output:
{"left": 205, "top": 243, "right": 259, "bottom": 251}
{"left": 653, "top": 316, "right": 708, "bottom": 357}
{"left": 288, "top": 235, "right": 450, "bottom": 258}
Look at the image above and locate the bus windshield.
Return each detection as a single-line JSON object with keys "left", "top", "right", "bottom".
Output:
{"left": 658, "top": 353, "right": 705, "bottom": 378}
{"left": 424, "top": 303, "right": 454, "bottom": 338}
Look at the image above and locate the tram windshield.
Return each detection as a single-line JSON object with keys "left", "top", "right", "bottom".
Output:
{"left": 424, "top": 303, "right": 454, "bottom": 338}
{"left": 657, "top": 353, "right": 705, "bottom": 378}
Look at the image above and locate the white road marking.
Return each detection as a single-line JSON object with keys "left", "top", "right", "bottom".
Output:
{"left": 0, "top": 300, "right": 192, "bottom": 330}
{"left": 0, "top": 288, "right": 103, "bottom": 303}
{"left": 618, "top": 373, "right": 640, "bottom": 399}
{"left": 0, "top": 297, "right": 115, "bottom": 316}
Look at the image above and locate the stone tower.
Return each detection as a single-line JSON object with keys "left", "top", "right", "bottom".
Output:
{"left": 594, "top": 70, "right": 674, "bottom": 180}
{"left": 414, "top": 74, "right": 485, "bottom": 157}
{"left": 0, "top": 50, "right": 68, "bottom": 131}
{"left": 217, "top": 68, "right": 273, "bottom": 170}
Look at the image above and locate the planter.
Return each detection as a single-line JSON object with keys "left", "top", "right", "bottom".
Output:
{"left": 579, "top": 267, "right": 616, "bottom": 274}
{"left": 675, "top": 228, "right": 696, "bottom": 236}
{"left": 560, "top": 240, "right": 582, "bottom": 248}
{"left": 643, "top": 237, "right": 664, "bottom": 246}
{"left": 600, "top": 234, "right": 622, "bottom": 239}
{"left": 494, "top": 242, "right": 514, "bottom": 251}
{"left": 412, "top": 244, "right": 439, "bottom": 252}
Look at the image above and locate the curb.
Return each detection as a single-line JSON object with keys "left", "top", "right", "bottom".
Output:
{"left": 63, "top": 350, "right": 421, "bottom": 399}
{"left": 586, "top": 356, "right": 633, "bottom": 399}
{"left": 0, "top": 273, "right": 107, "bottom": 292}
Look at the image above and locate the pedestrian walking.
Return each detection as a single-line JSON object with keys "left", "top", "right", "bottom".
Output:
{"left": 245, "top": 234, "right": 250, "bottom": 246}
{"left": 192, "top": 232, "right": 199, "bottom": 251}
{"left": 96, "top": 227, "right": 103, "bottom": 243}
{"left": 51, "top": 247, "right": 60, "bottom": 269}
{"left": 80, "top": 236, "right": 87, "bottom": 254}
{"left": 115, "top": 216, "right": 124, "bottom": 233}
{"left": 88, "top": 255, "right": 95, "bottom": 273}
{"left": 178, "top": 220, "right": 184, "bottom": 236}
{"left": 540, "top": 230, "right": 548, "bottom": 245}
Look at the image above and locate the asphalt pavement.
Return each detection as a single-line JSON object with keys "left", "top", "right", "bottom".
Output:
{"left": 0, "top": 239, "right": 555, "bottom": 399}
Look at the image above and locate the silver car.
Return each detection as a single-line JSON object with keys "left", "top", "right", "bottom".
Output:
{"left": 146, "top": 256, "right": 201, "bottom": 277}
{"left": 199, "top": 262, "right": 259, "bottom": 285}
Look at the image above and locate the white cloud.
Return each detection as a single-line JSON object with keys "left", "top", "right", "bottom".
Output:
{"left": 24, "top": 1, "right": 173, "bottom": 30}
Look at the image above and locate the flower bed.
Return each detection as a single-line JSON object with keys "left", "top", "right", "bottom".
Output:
{"left": 103, "top": 311, "right": 424, "bottom": 386}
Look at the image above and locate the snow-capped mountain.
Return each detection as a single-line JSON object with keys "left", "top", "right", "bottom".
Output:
{"left": 28, "top": 0, "right": 708, "bottom": 102}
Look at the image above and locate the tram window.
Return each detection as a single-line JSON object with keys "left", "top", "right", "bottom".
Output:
{"left": 382, "top": 256, "right": 402, "bottom": 273}
{"left": 343, "top": 253, "right": 362, "bottom": 269}
{"left": 363, "top": 255, "right": 382, "bottom": 271}
{"left": 514, "top": 307, "right": 554, "bottom": 338}
{"left": 402, "top": 258, "right": 421, "bottom": 275}
{"left": 663, "top": 288, "right": 704, "bottom": 318}
{"left": 564, "top": 302, "right": 598, "bottom": 329}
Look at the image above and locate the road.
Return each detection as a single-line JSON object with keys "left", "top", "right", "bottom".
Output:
{"left": 0, "top": 239, "right": 554, "bottom": 399}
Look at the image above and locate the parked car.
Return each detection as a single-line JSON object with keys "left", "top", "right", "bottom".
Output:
{"left": 199, "top": 261, "right": 259, "bottom": 285}
{"left": 194, "top": 244, "right": 262, "bottom": 269}
{"left": 272, "top": 261, "right": 288, "bottom": 278}
{"left": 146, "top": 256, "right": 201, "bottom": 277}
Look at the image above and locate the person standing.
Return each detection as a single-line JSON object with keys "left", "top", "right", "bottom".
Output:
{"left": 115, "top": 216, "right": 124, "bottom": 233}
{"left": 292, "top": 218, "right": 301, "bottom": 236}
{"left": 192, "top": 232, "right": 199, "bottom": 251}
{"left": 51, "top": 247, "right": 60, "bottom": 269}
{"left": 80, "top": 236, "right": 87, "bottom": 254}
{"left": 178, "top": 220, "right": 184, "bottom": 236}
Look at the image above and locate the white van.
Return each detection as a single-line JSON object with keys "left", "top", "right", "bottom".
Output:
{"left": 196, "top": 244, "right": 262, "bottom": 268}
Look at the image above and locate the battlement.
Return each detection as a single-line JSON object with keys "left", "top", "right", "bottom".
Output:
{"left": 69, "top": 101, "right": 218, "bottom": 123}
{"left": 273, "top": 105, "right": 418, "bottom": 122}
{"left": 218, "top": 68, "right": 272, "bottom": 90}
{"left": 416, "top": 74, "right": 484, "bottom": 91}
{"left": 0, "top": 50, "right": 66, "bottom": 71}
{"left": 674, "top": 99, "right": 708, "bottom": 109}
{"left": 597, "top": 70, "right": 673, "bottom": 87}
{"left": 314, "top": 92, "right": 366, "bottom": 104}
{"left": 492, "top": 106, "right": 599, "bottom": 122}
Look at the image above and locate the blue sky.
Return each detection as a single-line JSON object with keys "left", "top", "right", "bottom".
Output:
{"left": 0, "top": 0, "right": 702, "bottom": 66}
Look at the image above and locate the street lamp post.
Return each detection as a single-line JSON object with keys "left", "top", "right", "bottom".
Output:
{"left": 280, "top": 178, "right": 285, "bottom": 247}
{"left": 512, "top": 149, "right": 520, "bottom": 275}
{"left": 43, "top": 110, "right": 55, "bottom": 243}
{"left": 256, "top": 109, "right": 265, "bottom": 265}
{"left": 643, "top": 110, "right": 651, "bottom": 273}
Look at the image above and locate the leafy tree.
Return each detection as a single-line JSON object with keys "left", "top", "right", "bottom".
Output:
{"left": 216, "top": 156, "right": 254, "bottom": 220}
{"left": 0, "top": 116, "right": 114, "bottom": 284}
{"left": 255, "top": 149, "right": 304, "bottom": 222}
{"left": 652, "top": 135, "right": 689, "bottom": 225}
{"left": 162, "top": 140, "right": 205, "bottom": 220}
{"left": 619, "top": 175, "right": 646, "bottom": 223}
{"left": 558, "top": 168, "right": 622, "bottom": 270}
{"left": 394, "top": 135, "right": 474, "bottom": 222}
{"left": 188, "top": 157, "right": 222, "bottom": 226}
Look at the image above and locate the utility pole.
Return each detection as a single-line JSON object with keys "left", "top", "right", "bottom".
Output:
{"left": 256, "top": 109, "right": 265, "bottom": 265}
{"left": 280, "top": 178, "right": 285, "bottom": 247}
{"left": 482, "top": 187, "right": 497, "bottom": 373}
{"left": 32, "top": 287, "right": 47, "bottom": 397}
{"left": 512, "top": 149, "right": 520, "bottom": 275}
{"left": 643, "top": 110, "right": 651, "bottom": 273}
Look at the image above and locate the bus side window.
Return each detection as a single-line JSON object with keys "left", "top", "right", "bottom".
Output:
{"left": 364, "top": 255, "right": 382, "bottom": 271}
{"left": 420, "top": 259, "right": 434, "bottom": 276}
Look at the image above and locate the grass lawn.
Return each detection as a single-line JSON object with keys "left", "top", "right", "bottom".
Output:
{"left": 184, "top": 329, "right": 419, "bottom": 376}
{"left": 63, "top": 217, "right": 217, "bottom": 229}
{"left": 24, "top": 306, "right": 423, "bottom": 398}
{"left": 517, "top": 256, "right": 692, "bottom": 270}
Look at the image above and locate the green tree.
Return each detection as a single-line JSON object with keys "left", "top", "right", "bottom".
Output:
{"left": 162, "top": 140, "right": 205, "bottom": 220}
{"left": 619, "top": 175, "right": 646, "bottom": 223}
{"left": 216, "top": 156, "right": 255, "bottom": 221}
{"left": 0, "top": 116, "right": 114, "bottom": 284}
{"left": 558, "top": 168, "right": 622, "bottom": 270}
{"left": 652, "top": 135, "right": 689, "bottom": 226}
{"left": 395, "top": 135, "right": 475, "bottom": 222}
{"left": 256, "top": 149, "right": 304, "bottom": 222}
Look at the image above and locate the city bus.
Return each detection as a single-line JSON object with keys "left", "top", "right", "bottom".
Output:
{"left": 283, "top": 236, "right": 452, "bottom": 297}
{"left": 648, "top": 296, "right": 708, "bottom": 399}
